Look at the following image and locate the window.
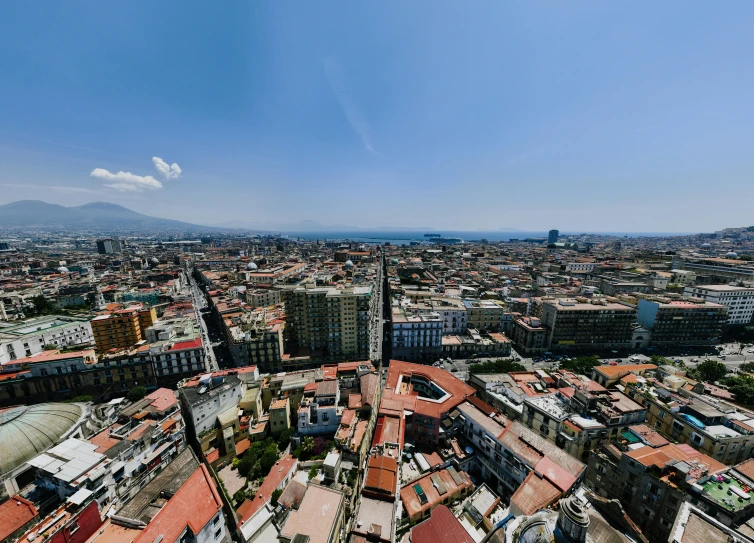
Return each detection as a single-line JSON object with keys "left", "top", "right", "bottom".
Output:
{"left": 214, "top": 528, "right": 222, "bottom": 539}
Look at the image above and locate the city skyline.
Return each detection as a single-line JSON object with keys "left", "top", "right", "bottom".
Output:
{"left": 2, "top": 2, "right": 754, "bottom": 232}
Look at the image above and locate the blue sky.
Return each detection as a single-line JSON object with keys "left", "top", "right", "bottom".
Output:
{"left": 1, "top": 2, "right": 753, "bottom": 232}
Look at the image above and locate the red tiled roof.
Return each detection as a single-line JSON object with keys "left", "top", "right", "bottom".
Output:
{"left": 134, "top": 465, "right": 222, "bottom": 543}
{"left": 237, "top": 455, "right": 297, "bottom": 524}
{"left": 147, "top": 388, "right": 177, "bottom": 412}
{"left": 411, "top": 505, "right": 475, "bottom": 543}
{"left": 372, "top": 415, "right": 402, "bottom": 448}
{"left": 0, "top": 496, "right": 38, "bottom": 541}
{"left": 511, "top": 472, "right": 561, "bottom": 516}
{"left": 364, "top": 455, "right": 398, "bottom": 496}
{"left": 169, "top": 338, "right": 202, "bottom": 351}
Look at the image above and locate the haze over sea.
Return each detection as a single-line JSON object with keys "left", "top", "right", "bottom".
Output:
{"left": 282, "top": 230, "right": 689, "bottom": 246}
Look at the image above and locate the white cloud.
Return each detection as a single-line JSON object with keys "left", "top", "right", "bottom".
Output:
{"left": 104, "top": 183, "right": 142, "bottom": 192}
{"left": 152, "top": 157, "right": 182, "bottom": 180}
{"left": 323, "top": 58, "right": 376, "bottom": 154}
{"left": 91, "top": 168, "right": 163, "bottom": 192}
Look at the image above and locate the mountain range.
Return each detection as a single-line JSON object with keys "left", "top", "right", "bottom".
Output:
{"left": 0, "top": 200, "right": 220, "bottom": 232}
{"left": 0, "top": 200, "right": 437, "bottom": 233}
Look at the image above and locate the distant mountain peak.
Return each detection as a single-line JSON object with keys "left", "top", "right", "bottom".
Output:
{"left": 0, "top": 199, "right": 222, "bottom": 233}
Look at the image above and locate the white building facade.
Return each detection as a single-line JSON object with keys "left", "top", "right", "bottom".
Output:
{"left": 684, "top": 285, "right": 754, "bottom": 325}
{"left": 0, "top": 316, "right": 94, "bottom": 364}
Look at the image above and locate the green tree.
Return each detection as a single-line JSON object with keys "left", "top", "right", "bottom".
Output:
{"left": 727, "top": 376, "right": 754, "bottom": 405}
{"left": 233, "top": 489, "right": 247, "bottom": 506}
{"left": 558, "top": 356, "right": 602, "bottom": 376}
{"left": 694, "top": 359, "right": 728, "bottom": 383}
{"left": 301, "top": 437, "right": 314, "bottom": 456}
{"left": 126, "top": 386, "right": 147, "bottom": 402}
{"left": 739, "top": 362, "right": 754, "bottom": 374}
{"left": 308, "top": 466, "right": 318, "bottom": 480}
{"left": 271, "top": 488, "right": 283, "bottom": 506}
{"left": 467, "top": 359, "right": 526, "bottom": 375}
{"left": 277, "top": 428, "right": 294, "bottom": 451}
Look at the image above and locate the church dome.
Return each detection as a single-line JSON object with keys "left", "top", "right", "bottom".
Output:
{"left": 246, "top": 262, "right": 258, "bottom": 270}
{"left": 0, "top": 403, "right": 85, "bottom": 476}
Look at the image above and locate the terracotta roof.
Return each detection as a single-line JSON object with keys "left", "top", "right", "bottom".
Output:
{"left": 383, "top": 360, "right": 475, "bottom": 420}
{"left": 365, "top": 455, "right": 398, "bottom": 496}
{"left": 399, "top": 467, "right": 473, "bottom": 519}
{"left": 510, "top": 472, "right": 561, "bottom": 516}
{"left": 89, "top": 428, "right": 121, "bottom": 453}
{"left": 411, "top": 505, "right": 475, "bottom": 543}
{"left": 372, "top": 415, "right": 403, "bottom": 448}
{"left": 146, "top": 388, "right": 177, "bottom": 412}
{"left": 278, "top": 479, "right": 307, "bottom": 510}
{"left": 237, "top": 455, "right": 297, "bottom": 524}
{"left": 134, "top": 465, "right": 222, "bottom": 543}
{"left": 734, "top": 458, "right": 754, "bottom": 482}
{"left": 0, "top": 496, "right": 38, "bottom": 542}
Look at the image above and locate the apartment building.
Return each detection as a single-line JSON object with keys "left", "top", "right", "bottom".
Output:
{"left": 678, "top": 257, "right": 754, "bottom": 284}
{"left": 0, "top": 349, "right": 156, "bottom": 406}
{"left": 541, "top": 298, "right": 636, "bottom": 351}
{"left": 91, "top": 307, "right": 157, "bottom": 354}
{"left": 511, "top": 316, "right": 548, "bottom": 355}
{"left": 391, "top": 308, "right": 442, "bottom": 362}
{"left": 179, "top": 372, "right": 246, "bottom": 438}
{"left": 245, "top": 288, "right": 281, "bottom": 308}
{"left": 279, "top": 484, "right": 345, "bottom": 543}
{"left": 404, "top": 297, "right": 468, "bottom": 335}
{"left": 286, "top": 284, "right": 374, "bottom": 361}
{"left": 684, "top": 284, "right": 754, "bottom": 325}
{"left": 96, "top": 238, "right": 122, "bottom": 254}
{"left": 381, "top": 360, "right": 475, "bottom": 445}
{"left": 626, "top": 385, "right": 754, "bottom": 465}
{"left": 462, "top": 299, "right": 506, "bottom": 331}
{"left": 637, "top": 298, "right": 728, "bottom": 346}
{"left": 450, "top": 402, "right": 586, "bottom": 503}
{"left": 298, "top": 380, "right": 342, "bottom": 435}
{"left": 227, "top": 322, "right": 284, "bottom": 372}
{"left": 585, "top": 440, "right": 727, "bottom": 541}
{"left": 0, "top": 315, "right": 93, "bottom": 363}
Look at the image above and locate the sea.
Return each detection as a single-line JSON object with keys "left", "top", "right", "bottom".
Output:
{"left": 280, "top": 230, "right": 686, "bottom": 246}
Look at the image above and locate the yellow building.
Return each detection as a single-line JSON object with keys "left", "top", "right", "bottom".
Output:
{"left": 91, "top": 307, "right": 156, "bottom": 354}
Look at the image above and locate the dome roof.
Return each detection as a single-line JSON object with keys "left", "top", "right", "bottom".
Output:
{"left": 246, "top": 262, "right": 258, "bottom": 270}
{"left": 344, "top": 260, "right": 354, "bottom": 268}
{"left": 700, "top": 243, "right": 712, "bottom": 248}
{"left": 150, "top": 257, "right": 160, "bottom": 264}
{"left": 726, "top": 252, "right": 738, "bottom": 258}
{"left": 391, "top": 258, "right": 399, "bottom": 265}
{"left": 0, "top": 403, "right": 84, "bottom": 476}
{"left": 57, "top": 266, "right": 69, "bottom": 273}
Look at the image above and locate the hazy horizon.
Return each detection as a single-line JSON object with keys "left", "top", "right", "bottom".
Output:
{"left": 2, "top": 2, "right": 754, "bottom": 231}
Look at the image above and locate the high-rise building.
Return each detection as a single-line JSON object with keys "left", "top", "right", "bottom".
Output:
{"left": 90, "top": 307, "right": 156, "bottom": 354}
{"left": 286, "top": 284, "right": 374, "bottom": 361}
{"left": 547, "top": 229, "right": 559, "bottom": 244}
{"left": 683, "top": 284, "right": 754, "bottom": 325}
{"left": 96, "top": 238, "right": 122, "bottom": 254}
{"left": 637, "top": 298, "right": 728, "bottom": 346}
{"left": 541, "top": 298, "right": 636, "bottom": 351}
